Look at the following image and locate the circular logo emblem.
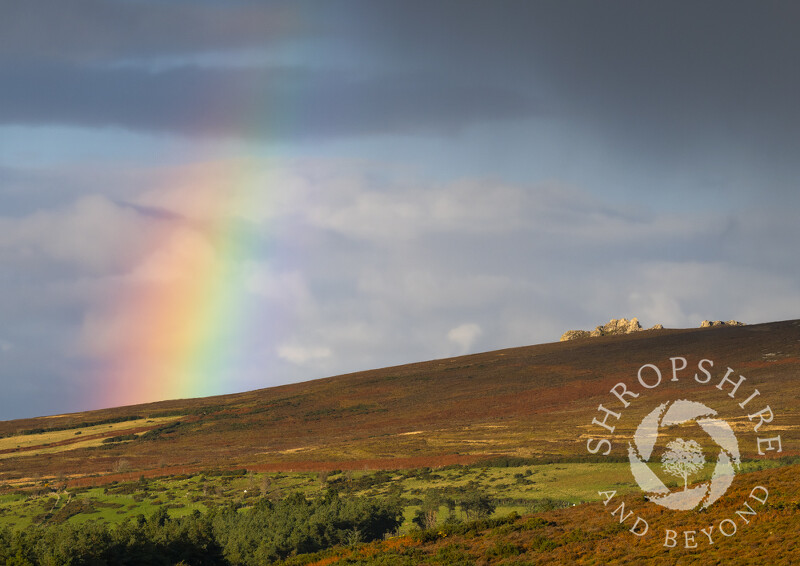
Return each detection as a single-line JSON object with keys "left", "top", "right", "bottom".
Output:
{"left": 628, "top": 399, "right": 741, "bottom": 510}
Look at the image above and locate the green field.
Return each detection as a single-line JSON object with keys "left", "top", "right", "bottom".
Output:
{"left": 0, "top": 458, "right": 787, "bottom": 533}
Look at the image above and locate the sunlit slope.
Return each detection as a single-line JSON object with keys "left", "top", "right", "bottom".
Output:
{"left": 0, "top": 320, "right": 797, "bottom": 483}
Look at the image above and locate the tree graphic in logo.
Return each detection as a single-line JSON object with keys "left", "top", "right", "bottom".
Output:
{"left": 628, "top": 399, "right": 740, "bottom": 510}
{"left": 661, "top": 438, "right": 705, "bottom": 491}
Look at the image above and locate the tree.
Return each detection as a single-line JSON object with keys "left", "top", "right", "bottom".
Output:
{"left": 459, "top": 489, "right": 496, "bottom": 521}
{"left": 413, "top": 489, "right": 444, "bottom": 530}
{"left": 661, "top": 438, "right": 706, "bottom": 491}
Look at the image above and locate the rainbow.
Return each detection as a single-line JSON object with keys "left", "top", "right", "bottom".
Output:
{"left": 91, "top": 158, "right": 281, "bottom": 408}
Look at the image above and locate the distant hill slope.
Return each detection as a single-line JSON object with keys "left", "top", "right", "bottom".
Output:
{"left": 1, "top": 320, "right": 798, "bottom": 485}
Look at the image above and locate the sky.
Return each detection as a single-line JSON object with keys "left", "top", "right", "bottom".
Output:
{"left": 1, "top": 1, "right": 800, "bottom": 420}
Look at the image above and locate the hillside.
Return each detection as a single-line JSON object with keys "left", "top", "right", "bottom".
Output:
{"left": 0, "top": 320, "right": 798, "bottom": 486}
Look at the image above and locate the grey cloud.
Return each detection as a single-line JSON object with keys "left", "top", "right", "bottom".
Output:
{"left": 3, "top": 1, "right": 799, "bottom": 153}
{"left": 0, "top": 0, "right": 306, "bottom": 63}
{"left": 335, "top": 2, "right": 800, "bottom": 176}
{"left": 0, "top": 62, "right": 538, "bottom": 138}
{"left": 0, "top": 194, "right": 172, "bottom": 275}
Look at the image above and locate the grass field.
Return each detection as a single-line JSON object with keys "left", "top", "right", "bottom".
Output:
{"left": 0, "top": 458, "right": 789, "bottom": 534}
{"left": 0, "top": 417, "right": 180, "bottom": 460}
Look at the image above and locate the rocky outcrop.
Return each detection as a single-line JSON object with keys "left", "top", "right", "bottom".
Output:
{"left": 561, "top": 318, "right": 660, "bottom": 341}
{"left": 700, "top": 320, "right": 745, "bottom": 328}
{"left": 560, "top": 330, "right": 591, "bottom": 341}
{"left": 590, "top": 317, "right": 642, "bottom": 337}
{"left": 561, "top": 318, "right": 744, "bottom": 341}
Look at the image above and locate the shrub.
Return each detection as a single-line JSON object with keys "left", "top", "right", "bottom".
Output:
{"left": 486, "top": 540, "right": 524, "bottom": 558}
{"left": 433, "top": 543, "right": 475, "bottom": 565}
{"left": 102, "top": 433, "right": 139, "bottom": 444}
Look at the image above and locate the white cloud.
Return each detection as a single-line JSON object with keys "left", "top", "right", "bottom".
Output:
{"left": 276, "top": 343, "right": 332, "bottom": 365}
{"left": 447, "top": 323, "right": 483, "bottom": 355}
{"left": 357, "top": 269, "right": 522, "bottom": 312}
{"left": 305, "top": 178, "right": 537, "bottom": 241}
{"left": 53, "top": 159, "right": 724, "bottom": 252}
{"left": 627, "top": 261, "right": 800, "bottom": 328}
{"left": 72, "top": 223, "right": 222, "bottom": 361}
{"left": 0, "top": 194, "right": 161, "bottom": 274}
{"left": 297, "top": 171, "right": 720, "bottom": 246}
{"left": 243, "top": 263, "right": 316, "bottom": 316}
{"left": 130, "top": 158, "right": 343, "bottom": 225}
{"left": 627, "top": 291, "right": 687, "bottom": 328}
{"left": 129, "top": 226, "right": 216, "bottom": 284}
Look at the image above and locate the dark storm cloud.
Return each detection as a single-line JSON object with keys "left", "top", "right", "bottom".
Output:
{"left": 2, "top": 1, "right": 799, "bottom": 148}
{"left": 0, "top": 0, "right": 305, "bottom": 62}
{"left": 349, "top": 2, "right": 800, "bottom": 155}
{"left": 0, "top": 62, "right": 538, "bottom": 138}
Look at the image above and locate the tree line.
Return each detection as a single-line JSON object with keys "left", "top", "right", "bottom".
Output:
{"left": 0, "top": 491, "right": 403, "bottom": 566}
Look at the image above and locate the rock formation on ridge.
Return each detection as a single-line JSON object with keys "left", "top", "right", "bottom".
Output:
{"left": 560, "top": 317, "right": 661, "bottom": 341}
{"left": 561, "top": 318, "right": 746, "bottom": 341}
{"left": 700, "top": 319, "right": 746, "bottom": 328}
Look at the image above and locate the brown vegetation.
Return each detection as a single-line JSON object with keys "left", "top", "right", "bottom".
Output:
{"left": 0, "top": 319, "right": 797, "bottom": 488}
